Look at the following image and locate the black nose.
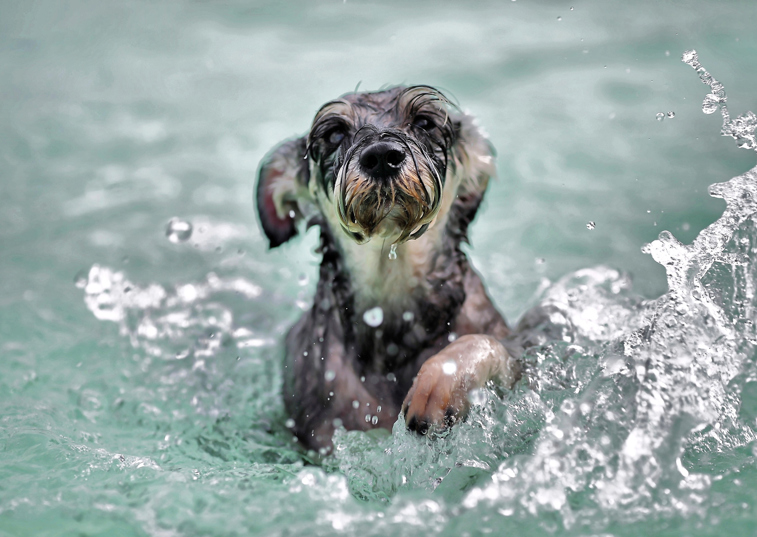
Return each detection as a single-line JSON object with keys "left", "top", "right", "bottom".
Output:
{"left": 358, "top": 142, "right": 406, "bottom": 179}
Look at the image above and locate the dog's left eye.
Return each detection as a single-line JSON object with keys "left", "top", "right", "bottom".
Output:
{"left": 412, "top": 115, "right": 435, "bottom": 131}
{"left": 327, "top": 129, "right": 345, "bottom": 145}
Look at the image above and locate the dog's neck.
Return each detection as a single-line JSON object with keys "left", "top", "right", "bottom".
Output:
{"left": 312, "top": 188, "right": 479, "bottom": 371}
{"left": 338, "top": 223, "right": 446, "bottom": 315}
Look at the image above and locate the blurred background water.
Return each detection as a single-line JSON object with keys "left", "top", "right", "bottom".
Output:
{"left": 2, "top": 1, "right": 757, "bottom": 536}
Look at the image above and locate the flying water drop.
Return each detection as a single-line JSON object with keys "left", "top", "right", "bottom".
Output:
{"left": 363, "top": 306, "right": 384, "bottom": 327}
{"left": 388, "top": 243, "right": 397, "bottom": 260}
{"left": 166, "top": 218, "right": 193, "bottom": 243}
{"left": 702, "top": 95, "right": 719, "bottom": 115}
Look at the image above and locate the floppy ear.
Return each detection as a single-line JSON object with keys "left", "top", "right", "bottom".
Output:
{"left": 255, "top": 137, "right": 310, "bottom": 248}
{"left": 452, "top": 114, "right": 496, "bottom": 201}
{"left": 446, "top": 114, "right": 496, "bottom": 242}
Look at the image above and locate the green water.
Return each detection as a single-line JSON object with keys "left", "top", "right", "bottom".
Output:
{"left": 2, "top": 1, "right": 757, "bottom": 535}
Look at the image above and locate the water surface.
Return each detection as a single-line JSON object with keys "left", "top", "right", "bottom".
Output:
{"left": 2, "top": 1, "right": 757, "bottom": 536}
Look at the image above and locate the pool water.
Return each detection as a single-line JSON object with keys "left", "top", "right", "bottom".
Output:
{"left": 2, "top": 1, "right": 757, "bottom": 535}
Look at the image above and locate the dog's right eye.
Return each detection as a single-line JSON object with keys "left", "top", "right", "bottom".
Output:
{"left": 327, "top": 129, "right": 345, "bottom": 145}
{"left": 412, "top": 115, "right": 435, "bottom": 131}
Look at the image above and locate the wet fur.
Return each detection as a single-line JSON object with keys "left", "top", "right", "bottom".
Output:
{"left": 257, "top": 86, "right": 511, "bottom": 451}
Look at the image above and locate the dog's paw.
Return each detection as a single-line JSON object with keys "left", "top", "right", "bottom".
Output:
{"left": 401, "top": 353, "right": 470, "bottom": 435}
{"left": 400, "top": 334, "right": 514, "bottom": 436}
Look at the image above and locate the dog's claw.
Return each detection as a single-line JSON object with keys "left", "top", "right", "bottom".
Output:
{"left": 407, "top": 415, "right": 418, "bottom": 431}
{"left": 402, "top": 355, "right": 469, "bottom": 435}
{"left": 444, "top": 407, "right": 457, "bottom": 427}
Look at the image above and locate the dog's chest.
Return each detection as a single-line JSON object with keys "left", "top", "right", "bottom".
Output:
{"left": 340, "top": 228, "right": 441, "bottom": 316}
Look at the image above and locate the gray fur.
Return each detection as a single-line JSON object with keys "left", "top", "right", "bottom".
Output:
{"left": 256, "top": 86, "right": 510, "bottom": 452}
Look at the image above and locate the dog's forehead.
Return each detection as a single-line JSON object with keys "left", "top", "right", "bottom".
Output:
{"left": 343, "top": 87, "right": 403, "bottom": 110}
{"left": 312, "top": 86, "right": 448, "bottom": 130}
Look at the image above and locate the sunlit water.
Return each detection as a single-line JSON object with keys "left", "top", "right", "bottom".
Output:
{"left": 3, "top": 2, "right": 757, "bottom": 536}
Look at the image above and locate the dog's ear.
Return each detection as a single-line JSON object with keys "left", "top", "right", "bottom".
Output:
{"left": 446, "top": 115, "right": 497, "bottom": 241}
{"left": 255, "top": 137, "right": 311, "bottom": 248}
{"left": 451, "top": 115, "right": 496, "bottom": 199}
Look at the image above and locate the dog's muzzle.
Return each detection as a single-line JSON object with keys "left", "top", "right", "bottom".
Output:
{"left": 334, "top": 133, "right": 444, "bottom": 245}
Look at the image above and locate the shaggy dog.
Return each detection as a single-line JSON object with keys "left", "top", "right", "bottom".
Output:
{"left": 256, "top": 86, "right": 519, "bottom": 452}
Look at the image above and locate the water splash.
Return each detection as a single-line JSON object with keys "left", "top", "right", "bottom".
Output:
{"left": 682, "top": 50, "right": 757, "bottom": 150}
{"left": 80, "top": 264, "right": 270, "bottom": 358}
{"left": 73, "top": 51, "right": 757, "bottom": 536}
{"left": 324, "top": 53, "right": 757, "bottom": 533}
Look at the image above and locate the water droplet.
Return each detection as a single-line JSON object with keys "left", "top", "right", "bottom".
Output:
{"left": 442, "top": 361, "right": 457, "bottom": 375}
{"left": 702, "top": 94, "right": 719, "bottom": 114}
{"left": 165, "top": 218, "right": 193, "bottom": 243}
{"left": 371, "top": 415, "right": 379, "bottom": 425}
{"left": 570, "top": 6, "right": 574, "bottom": 10}
{"left": 681, "top": 49, "right": 698, "bottom": 66}
{"left": 656, "top": 113, "right": 665, "bottom": 121}
{"left": 298, "top": 273, "right": 309, "bottom": 286}
{"left": 535, "top": 257, "right": 546, "bottom": 265}
{"left": 448, "top": 332, "right": 457, "bottom": 342}
{"left": 73, "top": 269, "right": 88, "bottom": 288}
{"left": 468, "top": 388, "right": 487, "bottom": 406}
{"left": 386, "top": 372, "right": 397, "bottom": 382}
{"left": 586, "top": 221, "right": 596, "bottom": 230}
{"left": 667, "top": 111, "right": 676, "bottom": 119}
{"left": 557, "top": 16, "right": 562, "bottom": 21}
{"left": 332, "top": 418, "right": 342, "bottom": 428}
{"left": 377, "top": 405, "right": 382, "bottom": 413}
{"left": 388, "top": 244, "right": 397, "bottom": 260}
{"left": 363, "top": 306, "right": 383, "bottom": 327}
{"left": 324, "top": 370, "right": 336, "bottom": 381}
{"left": 364, "top": 413, "right": 371, "bottom": 423}
{"left": 352, "top": 400, "right": 360, "bottom": 409}
{"left": 402, "top": 311, "right": 414, "bottom": 322}
{"left": 285, "top": 418, "right": 295, "bottom": 428}
{"left": 288, "top": 210, "right": 296, "bottom": 219}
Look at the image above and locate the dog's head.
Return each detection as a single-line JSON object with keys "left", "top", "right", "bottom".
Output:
{"left": 256, "top": 86, "right": 494, "bottom": 248}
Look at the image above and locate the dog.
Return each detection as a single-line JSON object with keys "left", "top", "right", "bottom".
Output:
{"left": 256, "top": 86, "right": 520, "bottom": 453}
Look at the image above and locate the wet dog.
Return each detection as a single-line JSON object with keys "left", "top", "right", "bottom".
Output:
{"left": 256, "top": 86, "right": 520, "bottom": 452}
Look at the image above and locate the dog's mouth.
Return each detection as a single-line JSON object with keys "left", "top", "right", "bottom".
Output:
{"left": 333, "top": 135, "right": 444, "bottom": 245}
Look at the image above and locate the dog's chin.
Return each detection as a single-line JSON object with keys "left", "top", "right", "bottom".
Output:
{"left": 336, "top": 184, "right": 440, "bottom": 245}
{"left": 335, "top": 165, "right": 443, "bottom": 245}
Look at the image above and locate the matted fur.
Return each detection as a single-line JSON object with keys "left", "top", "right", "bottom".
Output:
{"left": 255, "top": 86, "right": 509, "bottom": 452}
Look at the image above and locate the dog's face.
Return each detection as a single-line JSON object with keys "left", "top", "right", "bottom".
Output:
{"left": 256, "top": 85, "right": 494, "bottom": 250}
{"left": 307, "top": 86, "right": 454, "bottom": 245}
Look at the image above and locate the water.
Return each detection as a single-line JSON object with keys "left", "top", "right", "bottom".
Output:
{"left": 2, "top": 1, "right": 757, "bottom": 536}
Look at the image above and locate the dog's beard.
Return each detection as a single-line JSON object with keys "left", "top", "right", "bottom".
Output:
{"left": 334, "top": 149, "right": 443, "bottom": 244}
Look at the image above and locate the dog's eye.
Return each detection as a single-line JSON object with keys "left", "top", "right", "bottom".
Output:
{"left": 412, "top": 115, "right": 435, "bottom": 131}
{"left": 327, "top": 129, "right": 345, "bottom": 145}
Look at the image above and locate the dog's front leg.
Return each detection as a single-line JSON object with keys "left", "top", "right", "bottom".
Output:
{"left": 401, "top": 335, "right": 519, "bottom": 435}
